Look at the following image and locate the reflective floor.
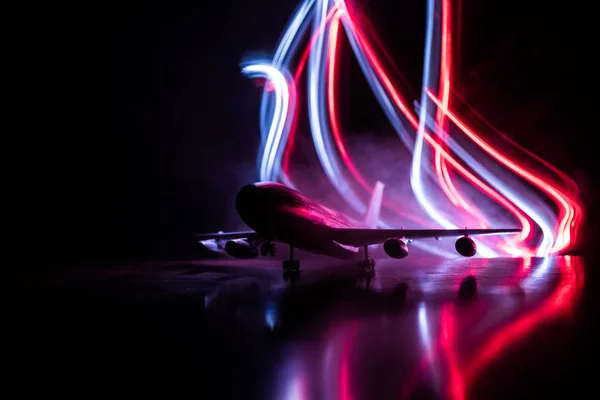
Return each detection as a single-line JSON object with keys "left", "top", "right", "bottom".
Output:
{"left": 8, "top": 255, "right": 595, "bottom": 398}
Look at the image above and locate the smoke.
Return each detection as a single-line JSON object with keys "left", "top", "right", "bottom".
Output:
{"left": 282, "top": 129, "right": 428, "bottom": 227}
{"left": 238, "top": 0, "right": 586, "bottom": 257}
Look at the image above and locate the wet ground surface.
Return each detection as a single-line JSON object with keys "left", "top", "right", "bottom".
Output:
{"left": 8, "top": 255, "right": 597, "bottom": 398}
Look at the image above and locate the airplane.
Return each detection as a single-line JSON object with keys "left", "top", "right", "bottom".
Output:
{"left": 195, "top": 181, "right": 521, "bottom": 280}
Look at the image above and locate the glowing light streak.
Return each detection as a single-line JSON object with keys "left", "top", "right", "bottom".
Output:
{"left": 335, "top": 1, "right": 416, "bottom": 149}
{"left": 260, "top": 0, "right": 315, "bottom": 144}
{"left": 329, "top": 7, "right": 458, "bottom": 256}
{"left": 418, "top": 112, "right": 553, "bottom": 255}
{"left": 326, "top": 8, "right": 430, "bottom": 226}
{"left": 428, "top": 0, "right": 522, "bottom": 244}
{"left": 327, "top": 10, "right": 371, "bottom": 193}
{"left": 338, "top": 1, "right": 578, "bottom": 256}
{"left": 240, "top": 0, "right": 583, "bottom": 257}
{"left": 273, "top": 0, "right": 316, "bottom": 66}
{"left": 283, "top": 4, "right": 341, "bottom": 186}
{"left": 307, "top": 0, "right": 367, "bottom": 214}
{"left": 428, "top": 91, "right": 579, "bottom": 253}
{"left": 349, "top": 22, "right": 543, "bottom": 256}
{"left": 241, "top": 63, "right": 294, "bottom": 181}
{"left": 338, "top": 3, "right": 514, "bottom": 256}
{"left": 247, "top": 1, "right": 369, "bottom": 213}
{"left": 332, "top": 3, "right": 500, "bottom": 257}
{"left": 434, "top": 0, "right": 477, "bottom": 221}
{"left": 445, "top": 90, "right": 583, "bottom": 250}
{"left": 412, "top": 0, "right": 486, "bottom": 252}
{"left": 453, "top": 90, "right": 582, "bottom": 197}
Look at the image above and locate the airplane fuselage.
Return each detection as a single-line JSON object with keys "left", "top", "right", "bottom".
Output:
{"left": 235, "top": 182, "right": 363, "bottom": 259}
{"left": 199, "top": 182, "right": 519, "bottom": 269}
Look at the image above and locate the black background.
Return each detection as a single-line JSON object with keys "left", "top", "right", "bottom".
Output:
{"left": 33, "top": 0, "right": 596, "bottom": 263}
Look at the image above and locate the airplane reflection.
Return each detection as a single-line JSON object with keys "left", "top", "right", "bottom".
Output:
{"left": 266, "top": 256, "right": 585, "bottom": 400}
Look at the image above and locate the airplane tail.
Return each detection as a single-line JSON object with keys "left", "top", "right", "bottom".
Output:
{"left": 363, "top": 180, "right": 385, "bottom": 228}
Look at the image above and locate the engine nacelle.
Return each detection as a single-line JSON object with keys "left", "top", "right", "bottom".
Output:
{"left": 225, "top": 239, "right": 258, "bottom": 259}
{"left": 383, "top": 238, "right": 409, "bottom": 259}
{"left": 455, "top": 236, "right": 476, "bottom": 257}
{"left": 197, "top": 239, "right": 225, "bottom": 256}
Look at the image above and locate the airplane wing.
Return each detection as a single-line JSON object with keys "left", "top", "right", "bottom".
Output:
{"left": 332, "top": 228, "right": 521, "bottom": 247}
{"left": 194, "top": 231, "right": 262, "bottom": 241}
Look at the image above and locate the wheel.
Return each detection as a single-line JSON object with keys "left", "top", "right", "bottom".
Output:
{"left": 290, "top": 260, "right": 300, "bottom": 271}
{"left": 358, "top": 259, "right": 375, "bottom": 272}
{"left": 261, "top": 242, "right": 271, "bottom": 256}
{"left": 261, "top": 242, "right": 276, "bottom": 256}
{"left": 282, "top": 260, "right": 300, "bottom": 271}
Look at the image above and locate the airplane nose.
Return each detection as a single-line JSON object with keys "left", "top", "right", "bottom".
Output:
{"left": 236, "top": 183, "right": 257, "bottom": 203}
{"left": 235, "top": 184, "right": 260, "bottom": 223}
{"left": 235, "top": 183, "right": 275, "bottom": 239}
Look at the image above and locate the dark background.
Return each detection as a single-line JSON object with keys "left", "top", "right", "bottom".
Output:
{"left": 34, "top": 0, "right": 595, "bottom": 264}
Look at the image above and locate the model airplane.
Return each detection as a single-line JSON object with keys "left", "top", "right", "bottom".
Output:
{"left": 196, "top": 182, "right": 520, "bottom": 279}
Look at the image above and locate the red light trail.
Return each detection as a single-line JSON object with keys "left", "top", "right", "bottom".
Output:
{"left": 242, "top": 0, "right": 583, "bottom": 257}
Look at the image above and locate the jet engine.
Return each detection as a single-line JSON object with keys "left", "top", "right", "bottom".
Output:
{"left": 225, "top": 239, "right": 258, "bottom": 259}
{"left": 455, "top": 236, "right": 476, "bottom": 257}
{"left": 197, "top": 239, "right": 225, "bottom": 256}
{"left": 383, "top": 238, "right": 409, "bottom": 259}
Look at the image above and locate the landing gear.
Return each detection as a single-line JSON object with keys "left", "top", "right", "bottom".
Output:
{"left": 358, "top": 260, "right": 376, "bottom": 277}
{"left": 357, "top": 245, "right": 376, "bottom": 284}
{"left": 282, "top": 245, "right": 300, "bottom": 282}
{"left": 282, "top": 260, "right": 300, "bottom": 271}
{"left": 261, "top": 242, "right": 276, "bottom": 256}
{"left": 283, "top": 269, "right": 300, "bottom": 282}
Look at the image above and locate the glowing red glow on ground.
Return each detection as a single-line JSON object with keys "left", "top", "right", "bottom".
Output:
{"left": 440, "top": 305, "right": 465, "bottom": 400}
{"left": 397, "top": 257, "right": 584, "bottom": 399}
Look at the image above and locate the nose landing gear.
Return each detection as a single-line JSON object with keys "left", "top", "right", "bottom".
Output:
{"left": 357, "top": 245, "right": 375, "bottom": 285}
{"left": 282, "top": 244, "right": 300, "bottom": 281}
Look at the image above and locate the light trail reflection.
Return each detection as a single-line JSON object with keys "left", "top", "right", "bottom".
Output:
{"left": 265, "top": 257, "right": 584, "bottom": 399}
